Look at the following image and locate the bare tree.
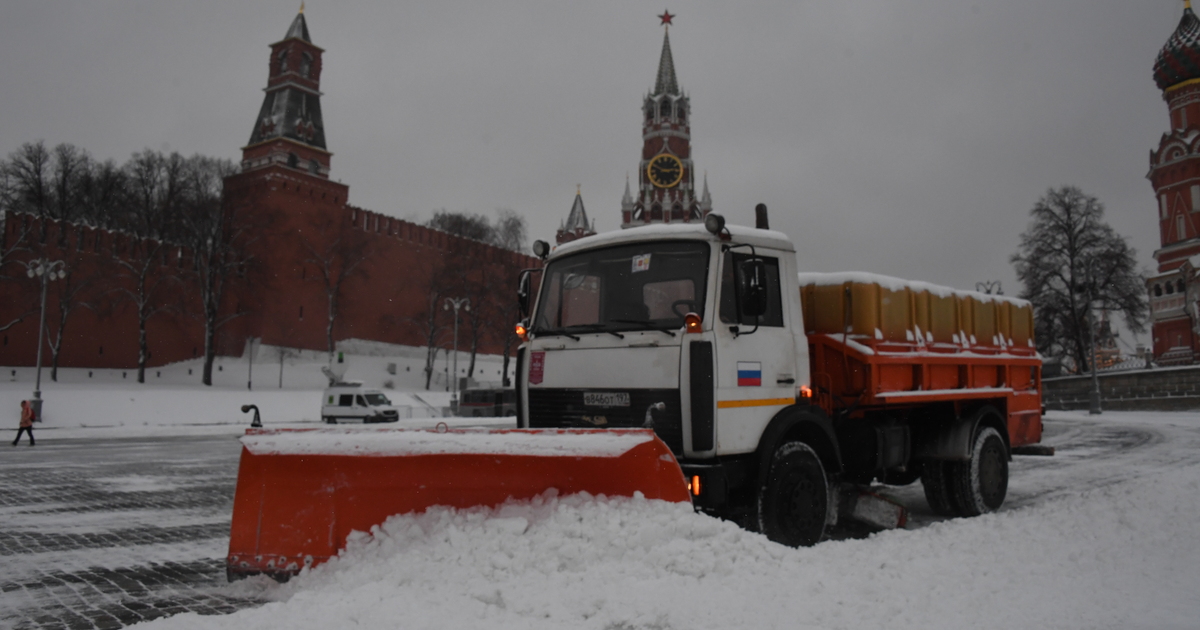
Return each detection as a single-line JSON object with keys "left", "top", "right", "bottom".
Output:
{"left": 420, "top": 288, "right": 445, "bottom": 390}
{"left": 44, "top": 255, "right": 106, "bottom": 381}
{"left": 49, "top": 145, "right": 89, "bottom": 244}
{"left": 113, "top": 238, "right": 178, "bottom": 383}
{"left": 5, "top": 142, "right": 53, "bottom": 243}
{"left": 303, "top": 215, "right": 369, "bottom": 358}
{"left": 1011, "top": 186, "right": 1147, "bottom": 372}
{"left": 180, "top": 156, "right": 247, "bottom": 386}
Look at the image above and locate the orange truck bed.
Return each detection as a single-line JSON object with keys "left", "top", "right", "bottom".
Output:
{"left": 799, "top": 273, "right": 1043, "bottom": 447}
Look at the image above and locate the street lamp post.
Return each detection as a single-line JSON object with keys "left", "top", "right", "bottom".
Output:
{"left": 26, "top": 258, "right": 67, "bottom": 421}
{"left": 443, "top": 297, "right": 470, "bottom": 405}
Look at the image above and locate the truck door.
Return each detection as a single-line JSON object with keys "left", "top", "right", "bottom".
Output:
{"left": 711, "top": 250, "right": 798, "bottom": 454}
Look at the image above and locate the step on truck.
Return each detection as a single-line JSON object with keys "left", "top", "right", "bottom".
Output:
{"left": 515, "top": 207, "right": 1043, "bottom": 546}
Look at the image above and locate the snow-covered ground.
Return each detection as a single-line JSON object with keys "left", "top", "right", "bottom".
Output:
{"left": 2, "top": 370, "right": 1197, "bottom": 629}
{"left": 0, "top": 344, "right": 514, "bottom": 439}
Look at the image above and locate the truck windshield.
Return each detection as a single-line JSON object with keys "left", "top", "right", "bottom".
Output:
{"left": 533, "top": 241, "right": 710, "bottom": 335}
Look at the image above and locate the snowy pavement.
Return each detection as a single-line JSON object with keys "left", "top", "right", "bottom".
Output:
{"left": 2, "top": 400, "right": 1199, "bottom": 629}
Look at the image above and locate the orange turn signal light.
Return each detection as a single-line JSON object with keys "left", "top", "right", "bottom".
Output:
{"left": 690, "top": 475, "right": 702, "bottom": 496}
{"left": 798, "top": 385, "right": 813, "bottom": 398}
{"left": 684, "top": 312, "right": 702, "bottom": 333}
{"left": 515, "top": 322, "right": 529, "bottom": 341}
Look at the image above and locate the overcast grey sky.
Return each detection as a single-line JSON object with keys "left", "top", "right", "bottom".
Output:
{"left": 0, "top": 1, "right": 1184, "bottom": 346}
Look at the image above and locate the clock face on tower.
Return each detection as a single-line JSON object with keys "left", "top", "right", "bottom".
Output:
{"left": 647, "top": 154, "right": 684, "bottom": 188}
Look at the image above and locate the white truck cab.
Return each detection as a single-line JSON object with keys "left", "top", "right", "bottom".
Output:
{"left": 321, "top": 383, "right": 400, "bottom": 424}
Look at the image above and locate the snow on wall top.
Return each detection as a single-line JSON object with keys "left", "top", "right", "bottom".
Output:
{"left": 241, "top": 428, "right": 655, "bottom": 458}
{"left": 796, "top": 271, "right": 1031, "bottom": 308}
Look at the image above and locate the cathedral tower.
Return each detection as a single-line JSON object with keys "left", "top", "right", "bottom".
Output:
{"left": 1147, "top": 1, "right": 1200, "bottom": 364}
{"left": 241, "top": 7, "right": 331, "bottom": 178}
{"left": 621, "top": 12, "right": 712, "bottom": 228}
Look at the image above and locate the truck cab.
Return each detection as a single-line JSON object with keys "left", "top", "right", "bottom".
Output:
{"left": 516, "top": 220, "right": 834, "bottom": 536}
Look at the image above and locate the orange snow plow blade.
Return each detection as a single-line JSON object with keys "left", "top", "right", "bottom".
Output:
{"left": 226, "top": 427, "right": 689, "bottom": 581}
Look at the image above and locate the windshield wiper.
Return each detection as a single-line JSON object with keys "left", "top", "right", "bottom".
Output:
{"left": 568, "top": 323, "right": 624, "bottom": 339}
{"left": 609, "top": 319, "right": 677, "bottom": 337}
{"left": 535, "top": 328, "right": 581, "bottom": 341}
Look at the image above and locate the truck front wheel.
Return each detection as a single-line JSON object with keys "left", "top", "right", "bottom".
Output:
{"left": 758, "top": 441, "right": 828, "bottom": 547}
{"left": 949, "top": 426, "right": 1008, "bottom": 516}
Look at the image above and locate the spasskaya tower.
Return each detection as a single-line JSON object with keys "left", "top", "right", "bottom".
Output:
{"left": 621, "top": 11, "right": 712, "bottom": 229}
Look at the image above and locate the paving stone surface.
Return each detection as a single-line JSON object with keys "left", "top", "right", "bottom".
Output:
{"left": 0, "top": 434, "right": 265, "bottom": 629}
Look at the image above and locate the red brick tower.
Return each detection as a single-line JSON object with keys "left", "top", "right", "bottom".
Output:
{"left": 223, "top": 8, "right": 351, "bottom": 353}
{"left": 621, "top": 12, "right": 712, "bottom": 229}
{"left": 1147, "top": 1, "right": 1200, "bottom": 364}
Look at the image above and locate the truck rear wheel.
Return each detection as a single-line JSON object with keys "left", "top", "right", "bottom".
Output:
{"left": 323, "top": 416, "right": 337, "bottom": 424}
{"left": 758, "top": 441, "right": 828, "bottom": 547}
{"left": 949, "top": 426, "right": 1008, "bottom": 516}
{"left": 921, "top": 460, "right": 959, "bottom": 516}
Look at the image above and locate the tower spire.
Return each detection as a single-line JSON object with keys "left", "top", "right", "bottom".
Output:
{"left": 241, "top": 10, "right": 330, "bottom": 176}
{"left": 654, "top": 29, "right": 680, "bottom": 96}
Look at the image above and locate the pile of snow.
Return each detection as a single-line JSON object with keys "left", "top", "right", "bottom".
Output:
{"left": 146, "top": 461, "right": 1200, "bottom": 630}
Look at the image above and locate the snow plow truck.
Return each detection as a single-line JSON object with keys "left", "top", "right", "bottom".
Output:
{"left": 226, "top": 207, "right": 1043, "bottom": 580}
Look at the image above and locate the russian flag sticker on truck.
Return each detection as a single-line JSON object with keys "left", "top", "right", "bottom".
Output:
{"left": 737, "top": 362, "right": 762, "bottom": 387}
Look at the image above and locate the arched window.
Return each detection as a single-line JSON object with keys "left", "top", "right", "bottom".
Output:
{"left": 1178, "top": 279, "right": 1187, "bottom": 293}
{"left": 309, "top": 159, "right": 320, "bottom": 174}
{"left": 1166, "top": 282, "right": 1175, "bottom": 295}
{"left": 1154, "top": 284, "right": 1163, "bottom": 297}
{"left": 678, "top": 105, "right": 686, "bottom": 122}
{"left": 651, "top": 204, "right": 663, "bottom": 221}
{"left": 300, "top": 52, "right": 313, "bottom": 78}
{"left": 645, "top": 106, "right": 653, "bottom": 122}
{"left": 660, "top": 99, "right": 672, "bottom": 120}
{"left": 287, "top": 152, "right": 299, "bottom": 169}
{"left": 277, "top": 50, "right": 289, "bottom": 73}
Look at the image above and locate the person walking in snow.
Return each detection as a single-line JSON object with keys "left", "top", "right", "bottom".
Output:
{"left": 13, "top": 400, "right": 35, "bottom": 446}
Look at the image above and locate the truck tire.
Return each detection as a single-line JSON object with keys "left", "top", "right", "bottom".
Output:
{"left": 921, "top": 460, "right": 959, "bottom": 517}
{"left": 758, "top": 441, "right": 828, "bottom": 547}
{"left": 948, "top": 426, "right": 1008, "bottom": 516}
{"left": 323, "top": 416, "right": 337, "bottom": 424}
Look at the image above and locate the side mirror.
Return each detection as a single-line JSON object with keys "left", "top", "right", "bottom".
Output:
{"left": 517, "top": 270, "right": 532, "bottom": 318}
{"left": 740, "top": 259, "right": 768, "bottom": 318}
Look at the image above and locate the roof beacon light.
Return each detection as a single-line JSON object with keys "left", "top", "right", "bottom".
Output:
{"left": 532, "top": 240, "right": 551, "bottom": 260}
{"left": 515, "top": 321, "right": 529, "bottom": 342}
{"left": 704, "top": 213, "right": 725, "bottom": 236}
{"left": 684, "top": 312, "right": 703, "bottom": 333}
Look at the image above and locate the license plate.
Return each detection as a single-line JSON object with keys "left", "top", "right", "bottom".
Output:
{"left": 583, "top": 392, "right": 630, "bottom": 407}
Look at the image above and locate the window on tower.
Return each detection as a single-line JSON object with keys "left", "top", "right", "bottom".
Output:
{"left": 678, "top": 105, "right": 686, "bottom": 122}
{"left": 288, "top": 152, "right": 299, "bottom": 169}
{"left": 300, "top": 52, "right": 313, "bottom": 78}
{"left": 278, "top": 50, "right": 289, "bottom": 73}
{"left": 660, "top": 99, "right": 671, "bottom": 120}
{"left": 309, "top": 159, "right": 320, "bottom": 174}
{"left": 645, "top": 106, "right": 653, "bottom": 122}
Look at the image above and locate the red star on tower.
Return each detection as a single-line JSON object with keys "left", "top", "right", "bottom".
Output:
{"left": 658, "top": 10, "right": 674, "bottom": 26}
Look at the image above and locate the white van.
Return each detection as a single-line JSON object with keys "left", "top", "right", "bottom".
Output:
{"left": 321, "top": 384, "right": 400, "bottom": 423}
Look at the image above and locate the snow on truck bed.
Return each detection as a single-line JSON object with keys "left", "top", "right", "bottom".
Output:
{"left": 146, "top": 445, "right": 1200, "bottom": 630}
{"left": 798, "top": 271, "right": 1032, "bottom": 307}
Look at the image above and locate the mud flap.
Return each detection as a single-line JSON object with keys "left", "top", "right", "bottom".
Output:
{"left": 226, "top": 427, "right": 690, "bottom": 581}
